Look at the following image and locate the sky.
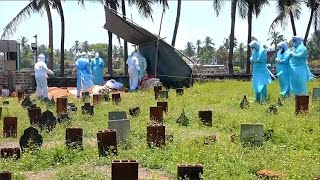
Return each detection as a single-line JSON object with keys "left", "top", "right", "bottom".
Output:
{"left": 0, "top": 1, "right": 314, "bottom": 53}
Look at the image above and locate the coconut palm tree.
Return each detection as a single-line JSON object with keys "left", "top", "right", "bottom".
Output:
{"left": 52, "top": 0, "right": 65, "bottom": 76}
{"left": 184, "top": 42, "right": 196, "bottom": 57}
{"left": 304, "top": 0, "right": 320, "bottom": 44}
{"left": 269, "top": 0, "right": 301, "bottom": 36}
{"left": 18, "top": 36, "right": 29, "bottom": 49}
{"left": 81, "top": 41, "right": 90, "bottom": 53}
{"left": 239, "top": 0, "right": 269, "bottom": 74}
{"left": 196, "top": 40, "right": 202, "bottom": 55}
{"left": 73, "top": 40, "right": 81, "bottom": 55}
{"left": 1, "top": 0, "right": 55, "bottom": 69}
{"left": 171, "top": 0, "right": 181, "bottom": 47}
{"left": 267, "top": 31, "right": 285, "bottom": 50}
{"left": 204, "top": 36, "right": 215, "bottom": 50}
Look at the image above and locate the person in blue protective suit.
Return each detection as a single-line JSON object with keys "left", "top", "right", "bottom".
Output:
{"left": 90, "top": 52, "right": 105, "bottom": 85}
{"left": 288, "top": 36, "right": 315, "bottom": 95}
{"left": 249, "top": 40, "right": 273, "bottom": 103}
{"left": 76, "top": 52, "right": 94, "bottom": 97}
{"left": 34, "top": 54, "right": 54, "bottom": 101}
{"left": 275, "top": 41, "right": 291, "bottom": 97}
{"left": 126, "top": 52, "right": 141, "bottom": 91}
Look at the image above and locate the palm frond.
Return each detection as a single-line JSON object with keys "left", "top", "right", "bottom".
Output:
{"left": 129, "top": 0, "right": 154, "bottom": 19}
{"left": 1, "top": 2, "right": 39, "bottom": 39}
{"left": 237, "top": 0, "right": 248, "bottom": 19}
{"left": 212, "top": 0, "right": 224, "bottom": 17}
{"left": 268, "top": 11, "right": 289, "bottom": 34}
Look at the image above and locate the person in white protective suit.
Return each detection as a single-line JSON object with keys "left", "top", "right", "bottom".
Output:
{"left": 34, "top": 54, "right": 54, "bottom": 100}
{"left": 135, "top": 50, "right": 147, "bottom": 81}
{"left": 126, "top": 52, "right": 141, "bottom": 91}
{"left": 76, "top": 52, "right": 94, "bottom": 97}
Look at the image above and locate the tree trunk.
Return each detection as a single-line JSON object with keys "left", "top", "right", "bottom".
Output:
{"left": 57, "top": 1, "right": 65, "bottom": 77}
{"left": 171, "top": 0, "right": 181, "bottom": 47}
{"left": 289, "top": 10, "right": 297, "bottom": 36}
{"left": 304, "top": 8, "right": 314, "bottom": 44}
{"left": 44, "top": 0, "right": 54, "bottom": 70}
{"left": 246, "top": 5, "right": 253, "bottom": 74}
{"left": 121, "top": 0, "right": 128, "bottom": 75}
{"left": 228, "top": 0, "right": 237, "bottom": 75}
{"left": 108, "top": 31, "right": 113, "bottom": 76}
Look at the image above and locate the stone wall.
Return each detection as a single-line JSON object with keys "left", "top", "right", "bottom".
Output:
{"left": 0, "top": 70, "right": 34, "bottom": 92}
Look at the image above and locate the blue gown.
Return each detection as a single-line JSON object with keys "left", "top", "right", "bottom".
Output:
{"left": 76, "top": 57, "right": 94, "bottom": 96}
{"left": 90, "top": 57, "right": 105, "bottom": 85}
{"left": 250, "top": 47, "right": 273, "bottom": 102}
{"left": 289, "top": 43, "right": 314, "bottom": 95}
{"left": 276, "top": 50, "right": 291, "bottom": 97}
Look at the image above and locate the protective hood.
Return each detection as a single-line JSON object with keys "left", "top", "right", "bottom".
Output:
{"left": 277, "top": 41, "right": 288, "bottom": 51}
{"left": 37, "top": 54, "right": 45, "bottom": 62}
{"left": 249, "top": 40, "right": 260, "bottom": 50}
{"left": 292, "top": 36, "right": 303, "bottom": 47}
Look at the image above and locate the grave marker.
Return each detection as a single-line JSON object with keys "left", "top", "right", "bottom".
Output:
{"left": 295, "top": 95, "right": 309, "bottom": 114}
{"left": 97, "top": 129, "right": 117, "bottom": 156}
{"left": 112, "top": 160, "right": 138, "bottom": 180}
{"left": 177, "top": 164, "right": 203, "bottom": 180}
{"left": 66, "top": 128, "right": 83, "bottom": 149}
{"left": 3, "top": 117, "right": 17, "bottom": 138}
{"left": 38, "top": 110, "right": 57, "bottom": 132}
{"left": 199, "top": 111, "right": 212, "bottom": 126}
{"left": 150, "top": 107, "right": 163, "bottom": 124}
{"left": 240, "top": 123, "right": 264, "bottom": 146}
{"left": 19, "top": 126, "right": 43, "bottom": 151}
{"left": 0, "top": 147, "right": 20, "bottom": 160}
{"left": 147, "top": 124, "right": 165, "bottom": 147}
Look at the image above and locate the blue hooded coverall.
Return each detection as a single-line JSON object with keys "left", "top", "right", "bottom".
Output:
{"left": 90, "top": 57, "right": 105, "bottom": 85}
{"left": 76, "top": 56, "right": 94, "bottom": 97}
{"left": 276, "top": 42, "right": 291, "bottom": 97}
{"left": 249, "top": 41, "right": 273, "bottom": 102}
{"left": 289, "top": 36, "right": 314, "bottom": 95}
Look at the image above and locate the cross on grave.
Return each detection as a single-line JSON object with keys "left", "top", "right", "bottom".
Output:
{"left": 38, "top": 109, "right": 57, "bottom": 132}
{"left": 81, "top": 103, "right": 94, "bottom": 115}
{"left": 176, "top": 109, "right": 189, "bottom": 126}
{"left": 19, "top": 126, "right": 43, "bottom": 152}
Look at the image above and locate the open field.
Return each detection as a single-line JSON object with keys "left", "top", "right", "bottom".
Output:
{"left": 0, "top": 79, "right": 319, "bottom": 179}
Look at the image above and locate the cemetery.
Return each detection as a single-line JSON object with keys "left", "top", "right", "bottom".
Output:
{"left": 0, "top": 79, "right": 319, "bottom": 179}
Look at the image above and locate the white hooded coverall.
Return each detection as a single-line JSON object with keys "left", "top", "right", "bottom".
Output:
{"left": 126, "top": 55, "right": 140, "bottom": 90}
{"left": 34, "top": 55, "right": 53, "bottom": 98}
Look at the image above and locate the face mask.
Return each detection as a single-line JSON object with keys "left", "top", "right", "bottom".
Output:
{"left": 251, "top": 47, "right": 255, "bottom": 51}
{"left": 279, "top": 48, "right": 283, "bottom": 52}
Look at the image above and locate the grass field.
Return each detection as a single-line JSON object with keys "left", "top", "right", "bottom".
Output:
{"left": 0, "top": 79, "right": 319, "bottom": 180}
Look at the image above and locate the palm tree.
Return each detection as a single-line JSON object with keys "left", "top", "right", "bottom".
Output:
{"left": 304, "top": 0, "right": 320, "bottom": 44}
{"left": 171, "top": 0, "right": 181, "bottom": 47}
{"left": 196, "top": 40, "right": 202, "bottom": 55}
{"left": 204, "top": 36, "right": 215, "bottom": 50}
{"left": 52, "top": 0, "right": 65, "bottom": 76}
{"left": 213, "top": 0, "right": 247, "bottom": 74}
{"left": 1, "top": 0, "right": 54, "bottom": 69}
{"left": 269, "top": 0, "right": 301, "bottom": 36}
{"left": 121, "top": 0, "right": 128, "bottom": 75}
{"left": 18, "top": 36, "right": 29, "bottom": 49}
{"left": 184, "top": 42, "right": 196, "bottom": 57}
{"left": 81, "top": 41, "right": 90, "bottom": 53}
{"left": 267, "top": 31, "right": 285, "bottom": 50}
{"left": 239, "top": 0, "right": 269, "bottom": 74}
{"left": 73, "top": 40, "right": 81, "bottom": 55}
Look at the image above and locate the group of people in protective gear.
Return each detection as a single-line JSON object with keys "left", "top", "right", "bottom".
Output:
{"left": 126, "top": 50, "right": 147, "bottom": 92}
{"left": 76, "top": 52, "right": 105, "bottom": 97}
{"left": 249, "top": 35, "right": 315, "bottom": 103}
{"left": 34, "top": 51, "right": 105, "bottom": 99}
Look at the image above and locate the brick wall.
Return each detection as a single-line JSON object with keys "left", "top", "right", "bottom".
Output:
{"left": 0, "top": 70, "right": 34, "bottom": 91}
